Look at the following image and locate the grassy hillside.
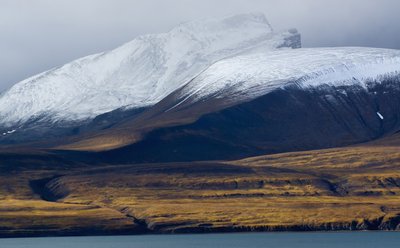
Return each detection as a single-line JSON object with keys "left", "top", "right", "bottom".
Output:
{"left": 1, "top": 134, "right": 400, "bottom": 236}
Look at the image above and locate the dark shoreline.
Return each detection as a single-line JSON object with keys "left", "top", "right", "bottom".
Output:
{"left": 1, "top": 224, "right": 399, "bottom": 239}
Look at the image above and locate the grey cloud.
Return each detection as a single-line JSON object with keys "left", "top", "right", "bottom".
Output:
{"left": 1, "top": 0, "right": 400, "bottom": 91}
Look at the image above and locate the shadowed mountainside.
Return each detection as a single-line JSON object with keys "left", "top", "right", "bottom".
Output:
{"left": 60, "top": 76, "right": 400, "bottom": 164}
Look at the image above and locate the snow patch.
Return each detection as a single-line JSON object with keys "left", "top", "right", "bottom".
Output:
{"left": 2, "top": 129, "right": 16, "bottom": 136}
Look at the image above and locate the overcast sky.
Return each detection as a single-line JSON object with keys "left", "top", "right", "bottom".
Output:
{"left": 1, "top": 0, "right": 400, "bottom": 91}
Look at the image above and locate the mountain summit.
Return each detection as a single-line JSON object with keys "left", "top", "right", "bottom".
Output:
{"left": 0, "top": 13, "right": 300, "bottom": 128}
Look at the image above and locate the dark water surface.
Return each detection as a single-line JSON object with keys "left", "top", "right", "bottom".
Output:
{"left": 1, "top": 232, "right": 399, "bottom": 248}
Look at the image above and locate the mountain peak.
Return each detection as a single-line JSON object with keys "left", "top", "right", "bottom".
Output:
{"left": 0, "top": 13, "right": 299, "bottom": 128}
{"left": 159, "top": 12, "right": 275, "bottom": 50}
{"left": 173, "top": 12, "right": 273, "bottom": 33}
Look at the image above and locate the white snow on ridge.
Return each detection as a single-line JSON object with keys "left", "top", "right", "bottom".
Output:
{"left": 0, "top": 12, "right": 299, "bottom": 127}
{"left": 176, "top": 47, "right": 400, "bottom": 105}
{"left": 2, "top": 129, "right": 16, "bottom": 136}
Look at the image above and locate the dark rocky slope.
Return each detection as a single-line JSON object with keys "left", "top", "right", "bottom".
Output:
{"left": 100, "top": 76, "right": 400, "bottom": 163}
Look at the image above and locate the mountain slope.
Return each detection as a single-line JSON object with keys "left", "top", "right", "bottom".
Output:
{"left": 62, "top": 47, "right": 400, "bottom": 161}
{"left": 174, "top": 47, "right": 400, "bottom": 105}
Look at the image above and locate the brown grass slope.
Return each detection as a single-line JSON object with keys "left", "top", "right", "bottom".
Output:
{"left": 0, "top": 133, "right": 400, "bottom": 236}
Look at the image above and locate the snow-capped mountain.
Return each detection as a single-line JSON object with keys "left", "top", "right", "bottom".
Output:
{"left": 65, "top": 47, "right": 400, "bottom": 153}
{"left": 86, "top": 43, "right": 400, "bottom": 161}
{"left": 0, "top": 13, "right": 300, "bottom": 128}
{"left": 1, "top": 12, "right": 400, "bottom": 160}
